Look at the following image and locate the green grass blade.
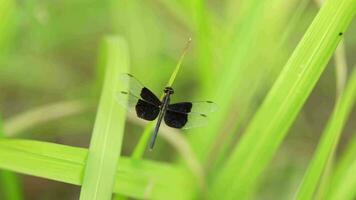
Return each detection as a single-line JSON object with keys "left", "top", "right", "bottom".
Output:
{"left": 0, "top": 139, "right": 194, "bottom": 199}
{"left": 326, "top": 131, "right": 356, "bottom": 200}
{"left": 79, "top": 36, "right": 129, "bottom": 200}
{"left": 0, "top": 171, "right": 23, "bottom": 200}
{"left": 0, "top": 115, "right": 23, "bottom": 200}
{"left": 167, "top": 37, "right": 191, "bottom": 87}
{"left": 295, "top": 68, "right": 356, "bottom": 200}
{"left": 314, "top": 40, "right": 349, "bottom": 200}
{"left": 132, "top": 123, "right": 154, "bottom": 159}
{"left": 210, "top": 0, "right": 355, "bottom": 198}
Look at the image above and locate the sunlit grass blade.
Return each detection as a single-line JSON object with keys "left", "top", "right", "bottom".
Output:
{"left": 0, "top": 139, "right": 194, "bottom": 199}
{"left": 210, "top": 0, "right": 355, "bottom": 198}
{"left": 295, "top": 68, "right": 356, "bottom": 200}
{"left": 0, "top": 115, "right": 23, "bottom": 200}
{"left": 80, "top": 36, "right": 129, "bottom": 200}
{"left": 326, "top": 131, "right": 356, "bottom": 200}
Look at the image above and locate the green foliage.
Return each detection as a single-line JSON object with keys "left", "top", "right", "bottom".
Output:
{"left": 0, "top": 139, "right": 194, "bottom": 199}
{"left": 326, "top": 131, "right": 356, "bottom": 200}
{"left": 0, "top": 0, "right": 355, "bottom": 199}
{"left": 295, "top": 68, "right": 356, "bottom": 199}
{"left": 210, "top": 0, "right": 355, "bottom": 198}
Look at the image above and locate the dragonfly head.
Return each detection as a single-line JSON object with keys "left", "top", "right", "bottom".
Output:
{"left": 164, "top": 87, "right": 174, "bottom": 95}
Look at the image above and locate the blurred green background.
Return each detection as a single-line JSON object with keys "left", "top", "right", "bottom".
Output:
{"left": 0, "top": 0, "right": 355, "bottom": 199}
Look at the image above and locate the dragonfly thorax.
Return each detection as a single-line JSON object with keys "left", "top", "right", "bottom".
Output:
{"left": 164, "top": 87, "right": 174, "bottom": 95}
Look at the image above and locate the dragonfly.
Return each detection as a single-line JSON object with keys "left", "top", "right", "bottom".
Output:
{"left": 116, "top": 73, "right": 217, "bottom": 150}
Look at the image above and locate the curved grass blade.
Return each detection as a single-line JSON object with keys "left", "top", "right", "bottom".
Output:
{"left": 295, "top": 68, "right": 356, "bottom": 200}
{"left": 79, "top": 36, "right": 129, "bottom": 200}
{"left": 210, "top": 0, "right": 355, "bottom": 198}
{"left": 0, "top": 139, "right": 194, "bottom": 200}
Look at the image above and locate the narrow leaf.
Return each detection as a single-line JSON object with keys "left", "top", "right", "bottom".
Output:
{"left": 326, "top": 131, "right": 356, "bottom": 200}
{"left": 295, "top": 68, "right": 356, "bottom": 199}
{"left": 0, "top": 139, "right": 194, "bottom": 200}
{"left": 210, "top": 0, "right": 355, "bottom": 198}
{"left": 80, "top": 36, "right": 129, "bottom": 200}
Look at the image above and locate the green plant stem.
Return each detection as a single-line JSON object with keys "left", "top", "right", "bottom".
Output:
{"left": 132, "top": 123, "right": 155, "bottom": 159}
{"left": 0, "top": 115, "right": 24, "bottom": 200}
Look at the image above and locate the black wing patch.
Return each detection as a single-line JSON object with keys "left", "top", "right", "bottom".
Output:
{"left": 141, "top": 87, "right": 161, "bottom": 106}
{"left": 167, "top": 102, "right": 192, "bottom": 113}
{"left": 164, "top": 110, "right": 208, "bottom": 129}
{"left": 135, "top": 99, "right": 160, "bottom": 121}
{"left": 167, "top": 101, "right": 217, "bottom": 115}
{"left": 164, "top": 110, "right": 188, "bottom": 129}
{"left": 120, "top": 73, "right": 162, "bottom": 106}
{"left": 118, "top": 73, "right": 162, "bottom": 121}
{"left": 165, "top": 101, "right": 216, "bottom": 129}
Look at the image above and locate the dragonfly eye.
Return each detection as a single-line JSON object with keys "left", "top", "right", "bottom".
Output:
{"left": 164, "top": 87, "right": 174, "bottom": 94}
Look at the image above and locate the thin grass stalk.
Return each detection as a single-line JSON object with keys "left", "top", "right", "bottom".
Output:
{"left": 0, "top": 115, "right": 23, "bottom": 200}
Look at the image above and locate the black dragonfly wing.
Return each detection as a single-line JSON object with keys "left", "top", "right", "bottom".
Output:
{"left": 117, "top": 73, "right": 162, "bottom": 121}
{"left": 164, "top": 101, "right": 217, "bottom": 129}
{"left": 164, "top": 110, "right": 208, "bottom": 129}
{"left": 119, "top": 73, "right": 161, "bottom": 106}
{"left": 167, "top": 101, "right": 217, "bottom": 115}
{"left": 116, "top": 91, "right": 160, "bottom": 121}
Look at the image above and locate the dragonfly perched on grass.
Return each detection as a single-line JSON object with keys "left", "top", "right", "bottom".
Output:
{"left": 116, "top": 73, "right": 217, "bottom": 149}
